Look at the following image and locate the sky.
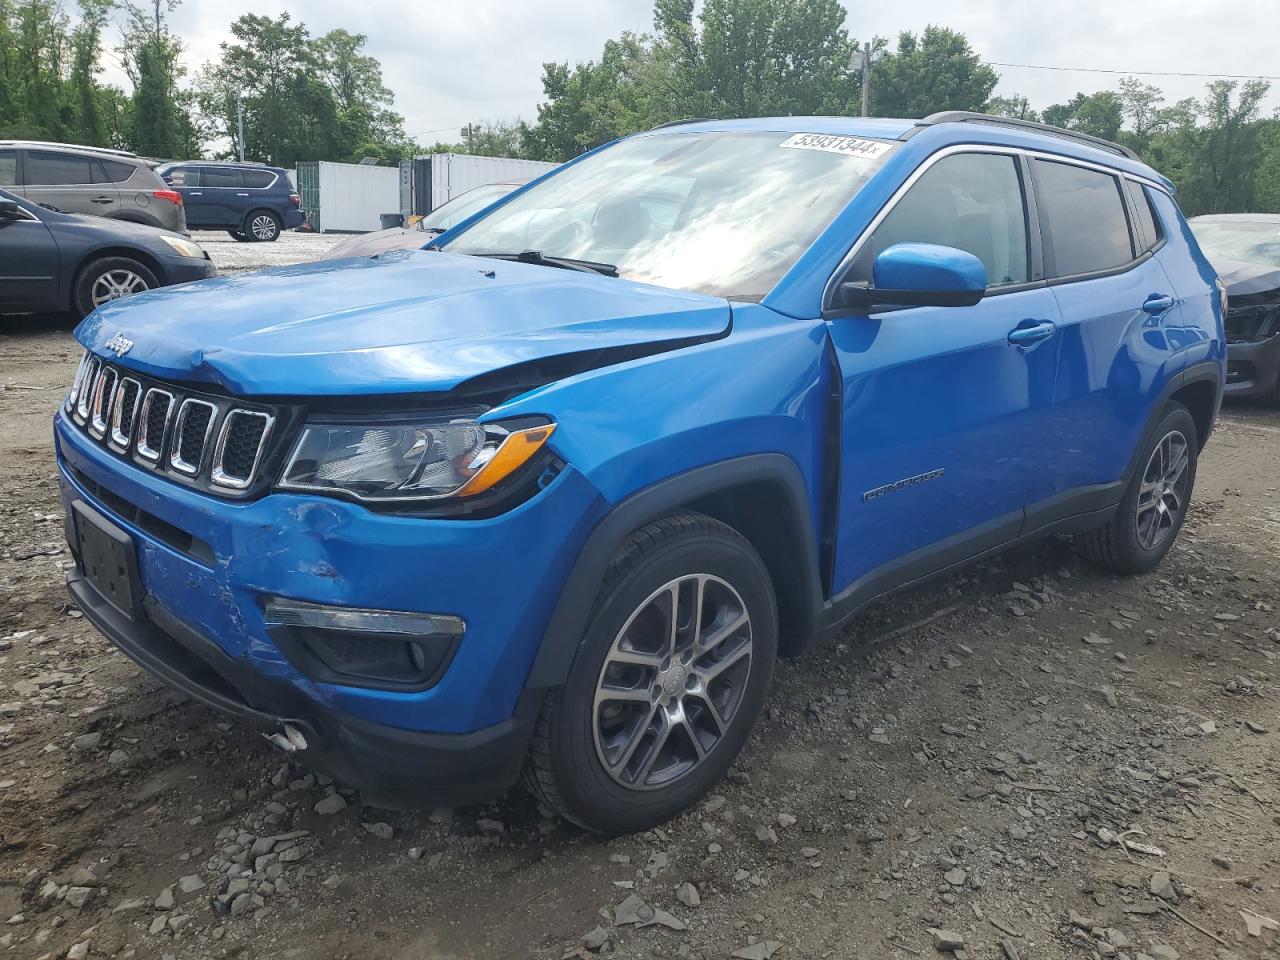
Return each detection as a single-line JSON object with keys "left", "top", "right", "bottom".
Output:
{"left": 99, "top": 0, "right": 1280, "bottom": 140}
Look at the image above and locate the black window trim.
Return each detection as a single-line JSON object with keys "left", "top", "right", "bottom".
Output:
{"left": 1121, "top": 176, "right": 1167, "bottom": 258}
{"left": 821, "top": 143, "right": 1174, "bottom": 316}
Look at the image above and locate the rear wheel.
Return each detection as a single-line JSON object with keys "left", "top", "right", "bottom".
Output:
{"left": 524, "top": 512, "right": 777, "bottom": 834}
{"left": 72, "top": 257, "right": 158, "bottom": 317}
{"left": 243, "top": 210, "right": 281, "bottom": 242}
{"left": 1076, "top": 403, "right": 1198, "bottom": 574}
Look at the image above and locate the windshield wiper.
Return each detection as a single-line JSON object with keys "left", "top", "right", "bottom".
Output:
{"left": 473, "top": 249, "right": 618, "bottom": 277}
{"left": 421, "top": 226, "right": 445, "bottom": 236}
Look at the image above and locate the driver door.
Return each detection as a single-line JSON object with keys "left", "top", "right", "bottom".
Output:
{"left": 0, "top": 200, "right": 60, "bottom": 310}
{"left": 828, "top": 150, "right": 1062, "bottom": 597}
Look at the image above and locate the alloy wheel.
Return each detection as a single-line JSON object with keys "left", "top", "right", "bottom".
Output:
{"left": 593, "top": 574, "right": 753, "bottom": 791}
{"left": 90, "top": 269, "right": 149, "bottom": 307}
{"left": 251, "top": 214, "right": 278, "bottom": 240}
{"left": 1135, "top": 429, "right": 1191, "bottom": 550}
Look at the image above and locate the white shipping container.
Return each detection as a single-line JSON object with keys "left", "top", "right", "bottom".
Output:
{"left": 424, "top": 153, "right": 559, "bottom": 211}
{"left": 315, "top": 161, "right": 400, "bottom": 232}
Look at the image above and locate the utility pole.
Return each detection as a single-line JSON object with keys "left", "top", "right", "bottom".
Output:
{"left": 236, "top": 90, "right": 245, "bottom": 162}
{"left": 859, "top": 41, "right": 872, "bottom": 117}
{"left": 849, "top": 42, "right": 874, "bottom": 117}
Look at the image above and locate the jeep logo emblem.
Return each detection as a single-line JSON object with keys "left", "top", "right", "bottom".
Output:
{"left": 104, "top": 333, "right": 133, "bottom": 357}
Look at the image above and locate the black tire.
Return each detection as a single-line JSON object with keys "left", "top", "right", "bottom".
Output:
{"left": 72, "top": 256, "right": 159, "bottom": 317}
{"left": 227, "top": 229, "right": 249, "bottom": 242}
{"left": 242, "top": 210, "right": 281, "bottom": 242}
{"left": 1076, "top": 403, "right": 1199, "bottom": 574}
{"left": 524, "top": 511, "right": 777, "bottom": 834}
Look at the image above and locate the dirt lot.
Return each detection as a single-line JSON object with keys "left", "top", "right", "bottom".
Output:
{"left": 1, "top": 242, "right": 1277, "bottom": 960}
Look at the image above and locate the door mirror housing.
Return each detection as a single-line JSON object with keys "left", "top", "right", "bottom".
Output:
{"left": 0, "top": 199, "right": 25, "bottom": 220}
{"left": 836, "top": 242, "right": 987, "bottom": 310}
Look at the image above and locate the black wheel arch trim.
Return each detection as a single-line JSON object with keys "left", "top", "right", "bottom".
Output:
{"left": 524, "top": 453, "right": 823, "bottom": 689}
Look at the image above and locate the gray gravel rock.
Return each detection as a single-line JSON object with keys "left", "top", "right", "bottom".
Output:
{"left": 314, "top": 792, "right": 348, "bottom": 816}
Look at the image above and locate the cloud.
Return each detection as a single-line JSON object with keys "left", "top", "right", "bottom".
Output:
{"left": 97, "top": 0, "right": 1278, "bottom": 141}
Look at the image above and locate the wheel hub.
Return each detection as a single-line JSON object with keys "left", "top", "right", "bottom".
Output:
{"left": 592, "top": 573, "right": 753, "bottom": 791}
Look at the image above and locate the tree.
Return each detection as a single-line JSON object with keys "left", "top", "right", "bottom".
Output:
{"left": 869, "top": 26, "right": 998, "bottom": 118}
{"left": 121, "top": 0, "right": 197, "bottom": 157}
{"left": 1117, "top": 77, "right": 1164, "bottom": 151}
{"left": 1040, "top": 90, "right": 1122, "bottom": 140}
{"left": 67, "top": 0, "right": 113, "bottom": 146}
{"left": 986, "top": 94, "right": 1038, "bottom": 122}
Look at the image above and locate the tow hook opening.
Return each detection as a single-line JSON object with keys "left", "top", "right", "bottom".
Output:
{"left": 264, "top": 722, "right": 308, "bottom": 754}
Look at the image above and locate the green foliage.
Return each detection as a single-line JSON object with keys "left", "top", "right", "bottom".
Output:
{"left": 121, "top": 1, "right": 199, "bottom": 158}
{"left": 869, "top": 26, "right": 998, "bottom": 118}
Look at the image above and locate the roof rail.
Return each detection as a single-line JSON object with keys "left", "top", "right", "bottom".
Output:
{"left": 909, "top": 111, "right": 1140, "bottom": 161}
{"left": 650, "top": 118, "right": 715, "bottom": 130}
{"left": 0, "top": 139, "right": 139, "bottom": 159}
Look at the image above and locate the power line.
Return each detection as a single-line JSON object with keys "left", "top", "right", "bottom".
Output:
{"left": 989, "top": 61, "right": 1280, "bottom": 81}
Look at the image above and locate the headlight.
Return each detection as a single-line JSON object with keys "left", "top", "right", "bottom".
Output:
{"left": 159, "top": 235, "right": 205, "bottom": 258}
{"left": 278, "top": 416, "right": 556, "bottom": 502}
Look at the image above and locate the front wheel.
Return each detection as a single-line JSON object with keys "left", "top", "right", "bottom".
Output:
{"left": 73, "top": 257, "right": 159, "bottom": 317}
{"left": 227, "top": 229, "right": 249, "bottom": 242}
{"left": 525, "top": 512, "right": 777, "bottom": 834}
{"left": 1076, "top": 402, "right": 1199, "bottom": 574}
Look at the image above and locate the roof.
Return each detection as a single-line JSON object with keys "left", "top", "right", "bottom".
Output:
{"left": 642, "top": 114, "right": 1170, "bottom": 190}
{"left": 1188, "top": 213, "right": 1280, "bottom": 223}
{"left": 160, "top": 159, "right": 278, "bottom": 170}
{"left": 0, "top": 140, "right": 139, "bottom": 160}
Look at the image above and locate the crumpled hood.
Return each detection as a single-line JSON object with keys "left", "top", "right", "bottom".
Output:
{"left": 1212, "top": 258, "right": 1280, "bottom": 297}
{"left": 76, "top": 250, "right": 730, "bottom": 396}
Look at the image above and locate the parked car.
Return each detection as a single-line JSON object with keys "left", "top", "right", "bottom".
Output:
{"left": 55, "top": 114, "right": 1224, "bottom": 833}
{"left": 318, "top": 182, "right": 522, "bottom": 261}
{"left": 0, "top": 188, "right": 214, "bottom": 317}
{"left": 156, "top": 161, "right": 302, "bottom": 242}
{"left": 1188, "top": 214, "right": 1280, "bottom": 406}
{"left": 0, "top": 140, "right": 186, "bottom": 233}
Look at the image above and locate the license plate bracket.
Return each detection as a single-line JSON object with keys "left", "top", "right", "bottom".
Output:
{"left": 71, "top": 500, "right": 143, "bottom": 621}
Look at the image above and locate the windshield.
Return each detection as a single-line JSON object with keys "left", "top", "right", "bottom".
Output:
{"left": 442, "top": 131, "right": 897, "bottom": 299}
{"left": 1192, "top": 220, "right": 1280, "bottom": 270}
{"left": 421, "top": 183, "right": 517, "bottom": 232}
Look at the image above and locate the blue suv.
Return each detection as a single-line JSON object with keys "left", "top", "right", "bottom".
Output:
{"left": 157, "top": 161, "right": 302, "bottom": 241}
{"left": 56, "top": 114, "right": 1224, "bottom": 833}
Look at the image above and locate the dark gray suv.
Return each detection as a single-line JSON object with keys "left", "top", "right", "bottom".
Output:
{"left": 0, "top": 141, "right": 186, "bottom": 233}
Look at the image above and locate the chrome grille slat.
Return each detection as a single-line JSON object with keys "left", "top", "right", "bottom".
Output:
{"left": 64, "top": 352, "right": 279, "bottom": 495}
{"left": 87, "top": 366, "right": 118, "bottom": 439}
{"left": 211, "top": 410, "right": 275, "bottom": 490}
{"left": 108, "top": 378, "right": 142, "bottom": 452}
{"left": 169, "top": 398, "right": 218, "bottom": 476}
{"left": 136, "top": 388, "right": 174, "bottom": 463}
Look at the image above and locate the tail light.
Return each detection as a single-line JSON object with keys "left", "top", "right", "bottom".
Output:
{"left": 153, "top": 189, "right": 183, "bottom": 206}
{"left": 289, "top": 193, "right": 300, "bottom": 207}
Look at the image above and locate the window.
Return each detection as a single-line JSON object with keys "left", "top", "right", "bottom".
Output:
{"left": 242, "top": 170, "right": 276, "bottom": 189}
{"left": 850, "top": 152, "right": 1029, "bottom": 288}
{"left": 1033, "top": 160, "right": 1134, "bottom": 277}
{"left": 164, "top": 166, "right": 198, "bottom": 186}
{"left": 26, "top": 150, "right": 97, "bottom": 185}
{"left": 0, "top": 150, "right": 16, "bottom": 186}
{"left": 201, "top": 167, "right": 243, "bottom": 188}
{"left": 1124, "top": 180, "right": 1162, "bottom": 252}
{"left": 95, "top": 159, "right": 136, "bottom": 184}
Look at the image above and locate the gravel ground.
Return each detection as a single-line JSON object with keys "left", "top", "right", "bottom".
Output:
{"left": 188, "top": 230, "right": 343, "bottom": 273}
{"left": 0, "top": 243, "right": 1277, "bottom": 960}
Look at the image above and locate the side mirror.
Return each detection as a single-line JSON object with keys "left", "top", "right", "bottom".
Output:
{"left": 0, "top": 199, "right": 23, "bottom": 220}
{"left": 837, "top": 242, "right": 987, "bottom": 310}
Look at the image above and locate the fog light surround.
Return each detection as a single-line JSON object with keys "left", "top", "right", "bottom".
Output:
{"left": 263, "top": 598, "right": 465, "bottom": 691}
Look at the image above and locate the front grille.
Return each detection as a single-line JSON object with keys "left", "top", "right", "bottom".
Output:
{"left": 64, "top": 352, "right": 282, "bottom": 497}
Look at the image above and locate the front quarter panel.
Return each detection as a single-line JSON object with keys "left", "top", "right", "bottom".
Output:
{"left": 493, "top": 302, "right": 832, "bottom": 539}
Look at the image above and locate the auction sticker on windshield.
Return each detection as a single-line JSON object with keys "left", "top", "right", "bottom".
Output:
{"left": 780, "top": 133, "right": 893, "bottom": 159}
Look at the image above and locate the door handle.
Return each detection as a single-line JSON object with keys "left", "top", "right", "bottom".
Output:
{"left": 1008, "top": 320, "right": 1057, "bottom": 345}
{"left": 235, "top": 192, "right": 249, "bottom": 197}
{"left": 189, "top": 191, "right": 202, "bottom": 196}
{"left": 1142, "top": 294, "right": 1174, "bottom": 314}
{"left": 90, "top": 196, "right": 114, "bottom": 204}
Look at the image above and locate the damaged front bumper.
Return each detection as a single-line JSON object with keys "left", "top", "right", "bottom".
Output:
{"left": 1224, "top": 299, "right": 1280, "bottom": 400}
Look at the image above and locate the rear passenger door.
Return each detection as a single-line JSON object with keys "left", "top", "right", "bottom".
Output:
{"left": 1025, "top": 158, "right": 1181, "bottom": 521}
{"left": 22, "top": 150, "right": 120, "bottom": 217}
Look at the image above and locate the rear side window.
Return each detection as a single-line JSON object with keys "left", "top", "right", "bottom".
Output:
{"left": 95, "top": 159, "right": 137, "bottom": 184}
{"left": 26, "top": 150, "right": 97, "bottom": 185}
{"left": 1033, "top": 159, "right": 1134, "bottom": 277}
{"left": 852, "top": 152, "right": 1030, "bottom": 287}
{"left": 1124, "top": 180, "right": 1162, "bottom": 252}
{"left": 201, "top": 167, "right": 243, "bottom": 188}
{"left": 165, "top": 167, "right": 198, "bottom": 186}
{"left": 242, "top": 170, "right": 276, "bottom": 189}
{"left": 0, "top": 149, "right": 16, "bottom": 186}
